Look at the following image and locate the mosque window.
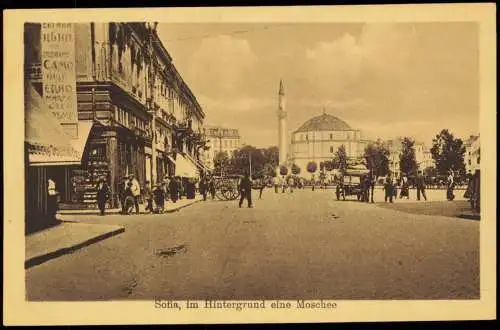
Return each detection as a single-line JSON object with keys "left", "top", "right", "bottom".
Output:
{"left": 330, "top": 133, "right": 333, "bottom": 140}
{"left": 330, "top": 146, "right": 334, "bottom": 153}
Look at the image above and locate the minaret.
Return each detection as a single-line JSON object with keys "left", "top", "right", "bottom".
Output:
{"left": 278, "top": 79, "right": 287, "bottom": 166}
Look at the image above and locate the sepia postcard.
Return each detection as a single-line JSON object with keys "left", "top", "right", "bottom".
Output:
{"left": 3, "top": 3, "right": 496, "bottom": 325}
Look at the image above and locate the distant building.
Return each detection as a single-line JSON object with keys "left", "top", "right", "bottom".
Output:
{"left": 203, "top": 126, "right": 241, "bottom": 169}
{"left": 465, "top": 134, "right": 480, "bottom": 173}
{"left": 290, "top": 111, "right": 369, "bottom": 175}
{"left": 386, "top": 137, "right": 435, "bottom": 177}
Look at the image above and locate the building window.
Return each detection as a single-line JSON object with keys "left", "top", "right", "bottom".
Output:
{"left": 330, "top": 133, "right": 333, "bottom": 140}
{"left": 330, "top": 146, "right": 334, "bottom": 153}
{"left": 306, "top": 134, "right": 308, "bottom": 141}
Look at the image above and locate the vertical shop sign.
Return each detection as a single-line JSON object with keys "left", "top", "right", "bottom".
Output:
{"left": 41, "top": 23, "right": 78, "bottom": 138}
{"left": 74, "top": 23, "right": 93, "bottom": 81}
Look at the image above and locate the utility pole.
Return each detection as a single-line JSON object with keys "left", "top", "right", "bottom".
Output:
{"left": 249, "top": 151, "right": 252, "bottom": 178}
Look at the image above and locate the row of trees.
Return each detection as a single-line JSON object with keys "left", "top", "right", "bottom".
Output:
{"left": 363, "top": 129, "right": 466, "bottom": 178}
{"left": 212, "top": 129, "right": 467, "bottom": 179}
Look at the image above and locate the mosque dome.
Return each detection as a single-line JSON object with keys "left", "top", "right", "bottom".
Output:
{"left": 294, "top": 112, "right": 352, "bottom": 133}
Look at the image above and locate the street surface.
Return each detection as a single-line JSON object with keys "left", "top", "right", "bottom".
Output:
{"left": 26, "top": 188, "right": 479, "bottom": 301}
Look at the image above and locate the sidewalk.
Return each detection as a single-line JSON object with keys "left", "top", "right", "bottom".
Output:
{"left": 58, "top": 195, "right": 203, "bottom": 216}
{"left": 26, "top": 222, "right": 125, "bottom": 269}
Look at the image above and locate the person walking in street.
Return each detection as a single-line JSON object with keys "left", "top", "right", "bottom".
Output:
{"left": 208, "top": 175, "right": 216, "bottom": 200}
{"left": 47, "top": 177, "right": 59, "bottom": 219}
{"left": 169, "top": 176, "right": 178, "bottom": 203}
{"left": 122, "top": 180, "right": 134, "bottom": 215}
{"left": 281, "top": 176, "right": 287, "bottom": 193}
{"left": 118, "top": 177, "right": 127, "bottom": 214}
{"left": 384, "top": 173, "right": 394, "bottom": 203}
{"left": 446, "top": 170, "right": 455, "bottom": 201}
{"left": 199, "top": 175, "right": 208, "bottom": 201}
{"left": 399, "top": 173, "right": 410, "bottom": 199}
{"left": 238, "top": 173, "right": 253, "bottom": 208}
{"left": 416, "top": 170, "right": 427, "bottom": 201}
{"left": 96, "top": 176, "right": 110, "bottom": 216}
{"left": 258, "top": 176, "right": 266, "bottom": 199}
{"left": 273, "top": 175, "right": 279, "bottom": 193}
{"left": 288, "top": 176, "right": 295, "bottom": 193}
{"left": 127, "top": 174, "right": 141, "bottom": 214}
{"left": 143, "top": 180, "right": 153, "bottom": 213}
{"left": 177, "top": 177, "right": 183, "bottom": 200}
{"left": 369, "top": 171, "right": 376, "bottom": 203}
{"left": 361, "top": 174, "right": 370, "bottom": 202}
{"left": 152, "top": 184, "right": 165, "bottom": 213}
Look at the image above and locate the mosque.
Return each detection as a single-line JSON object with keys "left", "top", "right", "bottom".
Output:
{"left": 277, "top": 80, "right": 368, "bottom": 175}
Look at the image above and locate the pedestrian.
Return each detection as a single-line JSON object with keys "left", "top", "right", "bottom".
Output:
{"left": 416, "top": 170, "right": 427, "bottom": 201}
{"left": 281, "top": 176, "right": 287, "bottom": 193}
{"left": 127, "top": 174, "right": 141, "bottom": 214}
{"left": 273, "top": 175, "right": 279, "bottom": 193}
{"left": 384, "top": 173, "right": 394, "bottom": 203}
{"left": 95, "top": 176, "right": 110, "bottom": 216}
{"left": 362, "top": 174, "right": 370, "bottom": 202}
{"left": 446, "top": 170, "right": 455, "bottom": 201}
{"left": 47, "top": 177, "right": 59, "bottom": 219}
{"left": 162, "top": 175, "right": 170, "bottom": 200}
{"left": 143, "top": 180, "right": 153, "bottom": 213}
{"left": 399, "top": 173, "right": 410, "bottom": 199}
{"left": 152, "top": 184, "right": 165, "bottom": 213}
{"left": 471, "top": 169, "right": 480, "bottom": 213}
{"left": 118, "top": 177, "right": 127, "bottom": 214}
{"left": 288, "top": 176, "right": 295, "bottom": 193}
{"left": 208, "top": 175, "right": 216, "bottom": 200}
{"left": 258, "top": 177, "right": 266, "bottom": 199}
{"left": 123, "top": 180, "right": 134, "bottom": 215}
{"left": 238, "top": 173, "right": 253, "bottom": 208}
{"left": 369, "top": 172, "right": 376, "bottom": 203}
{"left": 177, "top": 177, "right": 183, "bottom": 200}
{"left": 199, "top": 175, "right": 208, "bottom": 201}
{"left": 169, "top": 176, "right": 178, "bottom": 203}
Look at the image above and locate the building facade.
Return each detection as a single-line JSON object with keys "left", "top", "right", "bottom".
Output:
{"left": 465, "top": 134, "right": 480, "bottom": 173}
{"left": 386, "top": 137, "right": 435, "bottom": 178}
{"left": 24, "top": 22, "right": 207, "bottom": 228}
{"left": 202, "top": 126, "right": 241, "bottom": 169}
{"left": 290, "top": 112, "right": 368, "bottom": 175}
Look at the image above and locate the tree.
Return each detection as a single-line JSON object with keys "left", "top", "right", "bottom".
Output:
{"left": 333, "top": 145, "right": 347, "bottom": 173}
{"left": 213, "top": 151, "right": 229, "bottom": 174}
{"left": 291, "top": 163, "right": 301, "bottom": 175}
{"left": 279, "top": 165, "right": 288, "bottom": 176}
{"left": 399, "top": 137, "right": 417, "bottom": 176}
{"left": 364, "top": 139, "right": 390, "bottom": 177}
{"left": 306, "top": 161, "right": 317, "bottom": 174}
{"left": 323, "top": 160, "right": 335, "bottom": 172}
{"left": 430, "top": 129, "right": 466, "bottom": 177}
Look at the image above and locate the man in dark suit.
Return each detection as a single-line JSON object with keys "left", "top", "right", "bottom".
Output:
{"left": 416, "top": 170, "right": 427, "bottom": 201}
{"left": 238, "top": 173, "right": 253, "bottom": 208}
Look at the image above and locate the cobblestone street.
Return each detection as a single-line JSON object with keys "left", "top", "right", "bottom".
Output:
{"left": 26, "top": 188, "right": 479, "bottom": 301}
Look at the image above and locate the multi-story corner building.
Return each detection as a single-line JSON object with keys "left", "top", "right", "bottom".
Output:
{"left": 202, "top": 126, "right": 241, "bottom": 169}
{"left": 24, "top": 22, "right": 207, "bottom": 229}
{"left": 465, "top": 134, "right": 480, "bottom": 173}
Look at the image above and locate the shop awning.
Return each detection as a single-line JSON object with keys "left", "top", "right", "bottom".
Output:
{"left": 28, "top": 121, "right": 93, "bottom": 166}
{"left": 174, "top": 154, "right": 198, "bottom": 178}
{"left": 184, "top": 152, "right": 212, "bottom": 172}
{"left": 26, "top": 83, "right": 92, "bottom": 166}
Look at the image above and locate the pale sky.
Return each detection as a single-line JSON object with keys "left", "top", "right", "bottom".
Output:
{"left": 157, "top": 22, "right": 479, "bottom": 148}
